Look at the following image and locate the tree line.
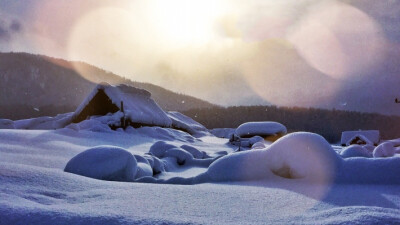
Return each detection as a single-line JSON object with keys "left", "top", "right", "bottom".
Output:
{"left": 0, "top": 104, "right": 76, "bottom": 120}
{"left": 3, "top": 103, "right": 400, "bottom": 144}
{"left": 183, "top": 105, "right": 400, "bottom": 143}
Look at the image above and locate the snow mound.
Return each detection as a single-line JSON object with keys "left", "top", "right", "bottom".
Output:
{"left": 149, "top": 141, "right": 198, "bottom": 162}
{"left": 138, "top": 127, "right": 196, "bottom": 142}
{"left": 167, "top": 111, "right": 209, "bottom": 137}
{"left": 0, "top": 119, "right": 14, "bottom": 129}
{"left": 207, "top": 149, "right": 269, "bottom": 182}
{"left": 13, "top": 113, "right": 73, "bottom": 130}
{"left": 149, "top": 141, "right": 193, "bottom": 165}
{"left": 66, "top": 117, "right": 113, "bottom": 133}
{"left": 148, "top": 141, "right": 213, "bottom": 168}
{"left": 165, "top": 148, "right": 194, "bottom": 165}
{"left": 135, "top": 162, "right": 153, "bottom": 179}
{"left": 207, "top": 132, "right": 341, "bottom": 183}
{"left": 180, "top": 145, "right": 203, "bottom": 159}
{"left": 251, "top": 141, "right": 266, "bottom": 149}
{"left": 64, "top": 146, "right": 137, "bottom": 182}
{"left": 340, "top": 145, "right": 372, "bottom": 158}
{"left": 265, "top": 132, "right": 342, "bottom": 182}
{"left": 149, "top": 141, "right": 176, "bottom": 158}
{"left": 373, "top": 142, "right": 395, "bottom": 158}
{"left": 149, "top": 155, "right": 166, "bottom": 174}
{"left": 235, "top": 121, "right": 287, "bottom": 138}
{"left": 249, "top": 136, "right": 264, "bottom": 146}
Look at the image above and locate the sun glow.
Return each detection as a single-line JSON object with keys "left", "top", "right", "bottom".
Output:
{"left": 150, "top": 0, "right": 225, "bottom": 46}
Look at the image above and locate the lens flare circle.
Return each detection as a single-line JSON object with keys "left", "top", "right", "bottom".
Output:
{"left": 288, "top": 1, "right": 385, "bottom": 80}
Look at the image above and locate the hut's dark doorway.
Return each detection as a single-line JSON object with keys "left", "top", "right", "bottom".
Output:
{"left": 72, "top": 89, "right": 120, "bottom": 123}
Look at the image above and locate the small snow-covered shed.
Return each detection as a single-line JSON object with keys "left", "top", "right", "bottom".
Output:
{"left": 72, "top": 83, "right": 172, "bottom": 128}
{"left": 340, "top": 130, "right": 380, "bottom": 146}
{"left": 234, "top": 121, "right": 287, "bottom": 143}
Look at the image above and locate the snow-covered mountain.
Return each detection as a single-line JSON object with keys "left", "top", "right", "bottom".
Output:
{"left": 0, "top": 52, "right": 217, "bottom": 119}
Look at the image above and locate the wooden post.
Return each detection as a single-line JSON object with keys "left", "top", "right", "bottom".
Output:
{"left": 120, "top": 101, "right": 126, "bottom": 128}
{"left": 120, "top": 101, "right": 124, "bottom": 113}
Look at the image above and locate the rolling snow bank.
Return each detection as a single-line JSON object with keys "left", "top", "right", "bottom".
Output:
{"left": 0, "top": 119, "right": 14, "bottom": 129}
{"left": 207, "top": 133, "right": 400, "bottom": 184}
{"left": 3, "top": 113, "right": 73, "bottom": 130}
{"left": 64, "top": 132, "right": 400, "bottom": 185}
{"left": 65, "top": 141, "right": 216, "bottom": 181}
{"left": 207, "top": 132, "right": 341, "bottom": 183}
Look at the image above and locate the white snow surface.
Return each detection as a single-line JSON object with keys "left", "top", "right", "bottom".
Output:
{"left": 210, "top": 128, "right": 235, "bottom": 138}
{"left": 72, "top": 83, "right": 172, "bottom": 127}
{"left": 235, "top": 121, "right": 287, "bottom": 137}
{"left": 1, "top": 127, "right": 400, "bottom": 224}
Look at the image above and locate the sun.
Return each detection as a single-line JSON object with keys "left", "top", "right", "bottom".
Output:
{"left": 150, "top": 0, "right": 224, "bottom": 46}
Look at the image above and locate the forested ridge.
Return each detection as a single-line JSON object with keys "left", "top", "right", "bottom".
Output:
{"left": 183, "top": 105, "right": 400, "bottom": 143}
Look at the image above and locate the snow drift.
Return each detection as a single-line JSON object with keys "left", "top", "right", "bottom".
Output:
{"left": 63, "top": 132, "right": 400, "bottom": 185}
{"left": 340, "top": 145, "right": 372, "bottom": 158}
{"left": 373, "top": 142, "right": 396, "bottom": 158}
{"left": 64, "top": 146, "right": 137, "bottom": 182}
{"left": 208, "top": 132, "right": 341, "bottom": 183}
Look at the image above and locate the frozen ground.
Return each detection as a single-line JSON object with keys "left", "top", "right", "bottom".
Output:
{"left": 1, "top": 127, "right": 400, "bottom": 224}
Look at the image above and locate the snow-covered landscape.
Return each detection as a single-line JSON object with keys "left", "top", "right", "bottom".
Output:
{"left": 1, "top": 85, "right": 400, "bottom": 224}
{"left": 2, "top": 0, "right": 400, "bottom": 224}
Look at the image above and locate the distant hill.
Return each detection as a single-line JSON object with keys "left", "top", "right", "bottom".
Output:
{"left": 0, "top": 52, "right": 217, "bottom": 119}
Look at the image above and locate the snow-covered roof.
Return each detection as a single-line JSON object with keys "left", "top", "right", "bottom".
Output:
{"left": 166, "top": 111, "right": 209, "bottom": 137}
{"left": 341, "top": 130, "right": 380, "bottom": 145}
{"left": 345, "top": 134, "right": 374, "bottom": 146}
{"left": 235, "top": 121, "right": 287, "bottom": 138}
{"left": 72, "top": 83, "right": 172, "bottom": 127}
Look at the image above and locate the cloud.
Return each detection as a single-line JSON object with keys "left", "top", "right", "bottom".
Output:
{"left": 0, "top": 19, "right": 23, "bottom": 42}
{"left": 1, "top": 0, "right": 400, "bottom": 115}
{"left": 0, "top": 25, "right": 9, "bottom": 41}
{"left": 9, "top": 20, "right": 22, "bottom": 32}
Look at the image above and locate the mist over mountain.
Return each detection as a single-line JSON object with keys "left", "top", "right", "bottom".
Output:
{"left": 0, "top": 52, "right": 216, "bottom": 119}
{"left": 1, "top": 50, "right": 400, "bottom": 121}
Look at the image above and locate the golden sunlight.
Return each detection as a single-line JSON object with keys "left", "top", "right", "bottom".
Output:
{"left": 149, "top": 0, "right": 225, "bottom": 46}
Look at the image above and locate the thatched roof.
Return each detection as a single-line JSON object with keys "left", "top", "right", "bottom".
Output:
{"left": 72, "top": 83, "right": 172, "bottom": 127}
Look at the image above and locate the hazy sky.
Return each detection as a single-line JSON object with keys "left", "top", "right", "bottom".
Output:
{"left": 1, "top": 0, "right": 400, "bottom": 114}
